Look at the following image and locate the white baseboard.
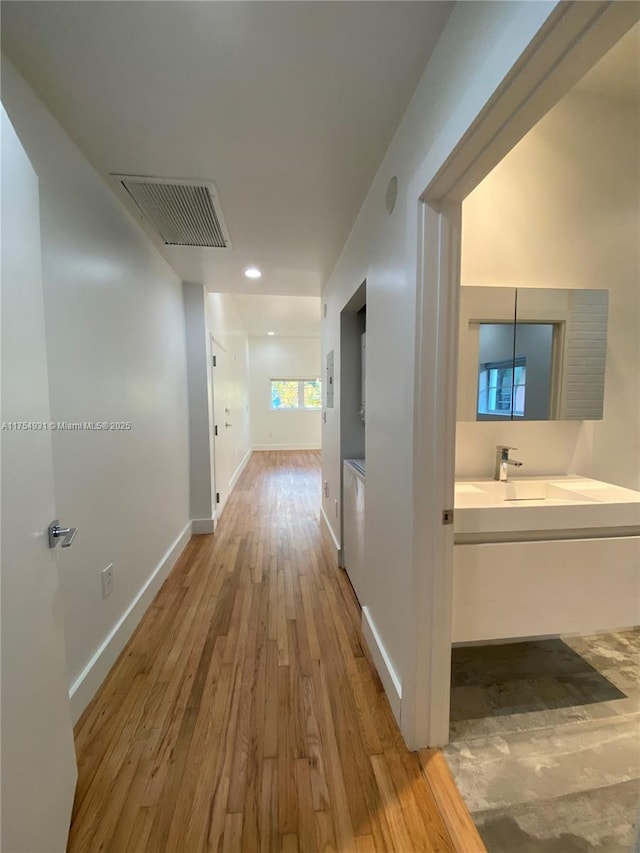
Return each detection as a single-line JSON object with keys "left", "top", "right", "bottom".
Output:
{"left": 69, "top": 520, "right": 192, "bottom": 723}
{"left": 191, "top": 518, "right": 215, "bottom": 534}
{"left": 319, "top": 503, "right": 342, "bottom": 565}
{"left": 362, "top": 606, "right": 402, "bottom": 724}
{"left": 229, "top": 448, "right": 253, "bottom": 492}
{"left": 252, "top": 444, "right": 321, "bottom": 451}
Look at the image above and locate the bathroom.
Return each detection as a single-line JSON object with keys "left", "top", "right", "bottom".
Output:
{"left": 448, "top": 25, "right": 640, "bottom": 852}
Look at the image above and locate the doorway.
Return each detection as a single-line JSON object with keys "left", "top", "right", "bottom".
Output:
{"left": 408, "top": 4, "right": 639, "bottom": 749}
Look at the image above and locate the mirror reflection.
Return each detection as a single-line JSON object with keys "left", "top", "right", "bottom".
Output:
{"left": 458, "top": 287, "right": 608, "bottom": 422}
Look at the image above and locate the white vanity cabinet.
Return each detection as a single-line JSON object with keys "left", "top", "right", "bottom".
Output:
{"left": 343, "top": 460, "right": 366, "bottom": 604}
{"left": 452, "top": 476, "right": 640, "bottom": 643}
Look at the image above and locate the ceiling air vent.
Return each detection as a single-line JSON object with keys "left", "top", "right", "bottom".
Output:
{"left": 112, "top": 175, "right": 231, "bottom": 248}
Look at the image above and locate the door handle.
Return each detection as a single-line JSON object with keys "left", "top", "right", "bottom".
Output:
{"left": 48, "top": 520, "right": 78, "bottom": 549}
{"left": 224, "top": 422, "right": 232, "bottom": 428}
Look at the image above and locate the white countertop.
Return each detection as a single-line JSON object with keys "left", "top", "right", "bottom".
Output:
{"left": 453, "top": 475, "right": 640, "bottom": 539}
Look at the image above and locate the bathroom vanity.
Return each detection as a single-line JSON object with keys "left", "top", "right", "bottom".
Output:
{"left": 452, "top": 476, "right": 640, "bottom": 643}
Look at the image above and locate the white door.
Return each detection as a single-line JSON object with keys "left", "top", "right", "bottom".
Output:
{"left": 210, "top": 337, "right": 234, "bottom": 514}
{"left": 1, "top": 106, "right": 78, "bottom": 852}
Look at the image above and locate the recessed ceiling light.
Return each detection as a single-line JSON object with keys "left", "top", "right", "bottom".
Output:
{"left": 244, "top": 266, "right": 262, "bottom": 279}
{"left": 267, "top": 331, "right": 275, "bottom": 336}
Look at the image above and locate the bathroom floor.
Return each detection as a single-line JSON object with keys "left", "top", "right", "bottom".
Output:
{"left": 444, "top": 629, "right": 640, "bottom": 852}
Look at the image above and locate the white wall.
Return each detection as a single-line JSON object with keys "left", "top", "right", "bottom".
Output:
{"left": 321, "top": 2, "right": 560, "bottom": 707}
{"left": 459, "top": 89, "right": 640, "bottom": 489}
{"left": 249, "top": 337, "right": 321, "bottom": 450}
{"left": 205, "top": 293, "right": 251, "bottom": 513}
{"left": 1, "top": 58, "right": 191, "bottom": 719}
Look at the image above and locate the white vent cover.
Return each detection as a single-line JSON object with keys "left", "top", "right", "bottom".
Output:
{"left": 112, "top": 175, "right": 231, "bottom": 248}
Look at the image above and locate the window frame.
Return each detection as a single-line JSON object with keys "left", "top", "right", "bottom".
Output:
{"left": 477, "top": 356, "right": 526, "bottom": 418}
{"left": 269, "top": 378, "right": 322, "bottom": 411}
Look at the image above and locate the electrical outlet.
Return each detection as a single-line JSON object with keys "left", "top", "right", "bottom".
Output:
{"left": 334, "top": 498, "right": 339, "bottom": 517}
{"left": 101, "top": 564, "right": 113, "bottom": 598}
{"left": 324, "top": 480, "right": 329, "bottom": 498}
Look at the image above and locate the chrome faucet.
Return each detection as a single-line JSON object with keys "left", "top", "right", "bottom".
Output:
{"left": 494, "top": 445, "right": 523, "bottom": 481}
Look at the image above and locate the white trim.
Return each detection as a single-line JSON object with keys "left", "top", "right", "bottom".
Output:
{"left": 319, "top": 503, "right": 341, "bottom": 565}
{"left": 191, "top": 518, "right": 215, "bottom": 535}
{"left": 405, "top": 201, "right": 459, "bottom": 750}
{"left": 68, "top": 521, "right": 192, "bottom": 723}
{"left": 362, "top": 606, "right": 402, "bottom": 724}
{"left": 210, "top": 334, "right": 227, "bottom": 353}
{"left": 229, "top": 447, "right": 253, "bottom": 492}
{"left": 252, "top": 444, "right": 321, "bottom": 452}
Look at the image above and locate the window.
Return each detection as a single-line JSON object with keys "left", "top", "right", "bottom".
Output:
{"left": 270, "top": 379, "right": 322, "bottom": 410}
{"left": 478, "top": 357, "right": 526, "bottom": 417}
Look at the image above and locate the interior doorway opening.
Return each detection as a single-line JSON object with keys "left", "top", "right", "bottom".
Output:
{"left": 408, "top": 5, "right": 639, "bottom": 752}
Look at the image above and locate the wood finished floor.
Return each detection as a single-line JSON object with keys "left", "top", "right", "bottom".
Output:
{"left": 69, "top": 450, "right": 482, "bottom": 852}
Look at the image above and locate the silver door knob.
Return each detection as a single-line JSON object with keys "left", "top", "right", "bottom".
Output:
{"left": 48, "top": 520, "right": 78, "bottom": 549}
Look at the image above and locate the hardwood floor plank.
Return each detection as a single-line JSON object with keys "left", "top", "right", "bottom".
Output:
{"left": 370, "top": 753, "right": 414, "bottom": 853}
{"left": 282, "top": 832, "right": 300, "bottom": 853}
{"left": 263, "top": 640, "right": 279, "bottom": 759}
{"left": 355, "top": 835, "right": 377, "bottom": 853}
{"left": 68, "top": 450, "right": 475, "bottom": 853}
{"left": 260, "top": 757, "right": 279, "bottom": 853}
{"left": 419, "top": 749, "right": 487, "bottom": 853}
{"left": 222, "top": 812, "right": 243, "bottom": 853}
{"left": 300, "top": 574, "right": 322, "bottom": 661}
{"left": 277, "top": 664, "right": 299, "bottom": 835}
{"left": 315, "top": 809, "right": 338, "bottom": 853}
{"left": 295, "top": 756, "right": 319, "bottom": 853}
{"left": 302, "top": 675, "right": 331, "bottom": 813}
{"left": 125, "top": 806, "right": 155, "bottom": 853}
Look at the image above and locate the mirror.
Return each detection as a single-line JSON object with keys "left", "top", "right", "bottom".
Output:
{"left": 457, "top": 287, "right": 608, "bottom": 421}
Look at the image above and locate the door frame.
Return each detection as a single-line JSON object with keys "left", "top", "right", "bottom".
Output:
{"left": 405, "top": 1, "right": 640, "bottom": 748}
{"left": 209, "top": 333, "right": 220, "bottom": 521}
{"left": 209, "top": 333, "right": 229, "bottom": 520}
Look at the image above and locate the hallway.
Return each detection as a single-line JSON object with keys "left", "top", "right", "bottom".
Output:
{"left": 68, "top": 451, "right": 478, "bottom": 852}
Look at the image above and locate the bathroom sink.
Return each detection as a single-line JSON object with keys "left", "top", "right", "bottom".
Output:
{"left": 453, "top": 475, "right": 640, "bottom": 539}
{"left": 478, "top": 479, "right": 599, "bottom": 503}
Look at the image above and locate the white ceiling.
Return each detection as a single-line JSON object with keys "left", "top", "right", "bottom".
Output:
{"left": 233, "top": 294, "right": 320, "bottom": 338}
{"left": 574, "top": 22, "right": 640, "bottom": 104}
{"left": 1, "top": 1, "right": 454, "bottom": 296}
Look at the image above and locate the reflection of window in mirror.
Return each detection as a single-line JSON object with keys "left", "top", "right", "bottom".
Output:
{"left": 478, "top": 357, "right": 526, "bottom": 418}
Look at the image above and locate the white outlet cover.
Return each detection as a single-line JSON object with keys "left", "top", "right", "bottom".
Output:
{"left": 101, "top": 564, "right": 113, "bottom": 598}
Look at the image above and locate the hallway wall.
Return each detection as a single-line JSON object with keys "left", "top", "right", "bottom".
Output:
{"left": 320, "top": 1, "right": 563, "bottom": 734}
{"left": 248, "top": 336, "right": 321, "bottom": 450}
{"left": 1, "top": 58, "right": 191, "bottom": 720}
